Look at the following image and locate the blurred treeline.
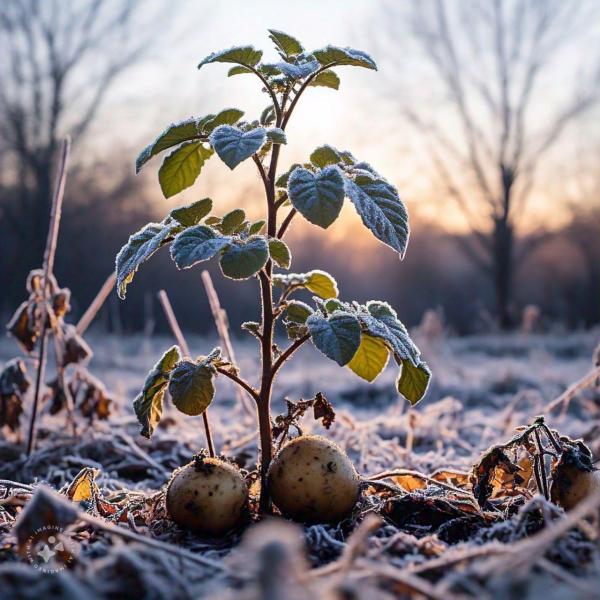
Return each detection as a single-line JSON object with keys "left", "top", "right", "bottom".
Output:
{"left": 0, "top": 0, "right": 598, "bottom": 336}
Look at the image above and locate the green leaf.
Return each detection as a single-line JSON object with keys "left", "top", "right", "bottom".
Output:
{"left": 313, "top": 46, "right": 377, "bottom": 70}
{"left": 136, "top": 118, "right": 202, "bottom": 174}
{"left": 159, "top": 142, "right": 213, "bottom": 199}
{"left": 170, "top": 225, "right": 230, "bottom": 269}
{"left": 203, "top": 108, "right": 245, "bottom": 133}
{"left": 168, "top": 360, "right": 215, "bottom": 416}
{"left": 268, "top": 238, "right": 291, "bottom": 268}
{"left": 344, "top": 172, "right": 409, "bottom": 258}
{"left": 276, "top": 164, "right": 301, "bottom": 188}
{"left": 308, "top": 69, "right": 340, "bottom": 90}
{"left": 396, "top": 359, "right": 431, "bottom": 405}
{"left": 219, "top": 236, "right": 269, "bottom": 279}
{"left": 310, "top": 145, "right": 341, "bottom": 168}
{"left": 198, "top": 46, "right": 263, "bottom": 70}
{"left": 220, "top": 209, "right": 246, "bottom": 234}
{"left": 347, "top": 334, "right": 389, "bottom": 382}
{"left": 133, "top": 346, "right": 181, "bottom": 438}
{"left": 205, "top": 216, "right": 222, "bottom": 227}
{"left": 359, "top": 301, "right": 421, "bottom": 365}
{"left": 266, "top": 127, "right": 287, "bottom": 145}
{"left": 248, "top": 220, "right": 266, "bottom": 235}
{"left": 307, "top": 311, "right": 361, "bottom": 366}
{"left": 325, "top": 298, "right": 345, "bottom": 313}
{"left": 288, "top": 166, "right": 345, "bottom": 229}
{"left": 228, "top": 65, "right": 252, "bottom": 77}
{"left": 268, "top": 29, "right": 304, "bottom": 57}
{"left": 209, "top": 125, "right": 266, "bottom": 170}
{"left": 305, "top": 270, "right": 339, "bottom": 299}
{"left": 169, "top": 198, "right": 212, "bottom": 227}
{"left": 276, "top": 59, "right": 319, "bottom": 79}
{"left": 284, "top": 300, "right": 313, "bottom": 323}
{"left": 260, "top": 106, "right": 276, "bottom": 126}
{"left": 116, "top": 223, "right": 176, "bottom": 299}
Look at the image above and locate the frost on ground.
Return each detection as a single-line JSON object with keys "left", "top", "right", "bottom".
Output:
{"left": 0, "top": 329, "right": 599, "bottom": 599}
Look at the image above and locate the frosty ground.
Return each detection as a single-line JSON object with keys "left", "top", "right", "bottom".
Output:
{"left": 1, "top": 329, "right": 599, "bottom": 599}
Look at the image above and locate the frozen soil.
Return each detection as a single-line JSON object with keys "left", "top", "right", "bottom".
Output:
{"left": 0, "top": 329, "right": 599, "bottom": 599}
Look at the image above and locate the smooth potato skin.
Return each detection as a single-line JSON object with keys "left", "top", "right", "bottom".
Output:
{"left": 268, "top": 435, "right": 360, "bottom": 523}
{"left": 551, "top": 466, "right": 600, "bottom": 511}
{"left": 166, "top": 458, "right": 248, "bottom": 535}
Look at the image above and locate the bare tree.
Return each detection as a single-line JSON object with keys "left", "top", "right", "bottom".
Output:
{"left": 0, "top": 0, "right": 160, "bottom": 304}
{"left": 378, "top": 0, "right": 600, "bottom": 327}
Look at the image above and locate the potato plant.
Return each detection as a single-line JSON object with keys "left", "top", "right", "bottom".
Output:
{"left": 117, "top": 30, "right": 431, "bottom": 515}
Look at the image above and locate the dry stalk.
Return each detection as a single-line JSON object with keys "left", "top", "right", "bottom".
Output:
{"left": 76, "top": 272, "right": 117, "bottom": 336}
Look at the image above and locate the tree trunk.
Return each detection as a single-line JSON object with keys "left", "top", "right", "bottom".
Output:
{"left": 492, "top": 215, "right": 513, "bottom": 329}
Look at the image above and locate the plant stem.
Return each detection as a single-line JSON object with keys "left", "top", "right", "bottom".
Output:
{"left": 157, "top": 289, "right": 215, "bottom": 457}
{"left": 75, "top": 272, "right": 116, "bottom": 336}
{"left": 26, "top": 137, "right": 70, "bottom": 457}
{"left": 277, "top": 207, "right": 296, "bottom": 238}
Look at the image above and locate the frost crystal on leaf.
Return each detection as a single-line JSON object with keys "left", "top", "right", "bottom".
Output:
{"left": 313, "top": 46, "right": 377, "bottom": 70}
{"left": 170, "top": 225, "right": 230, "bottom": 270}
{"left": 198, "top": 46, "right": 263, "bottom": 70}
{"left": 209, "top": 125, "right": 267, "bottom": 170}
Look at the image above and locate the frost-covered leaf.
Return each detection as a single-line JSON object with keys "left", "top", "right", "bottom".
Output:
{"left": 359, "top": 301, "right": 420, "bottom": 365}
{"left": 171, "top": 225, "right": 230, "bottom": 269}
{"left": 276, "top": 59, "right": 319, "bottom": 79}
{"left": 133, "top": 346, "right": 180, "bottom": 438}
{"left": 220, "top": 209, "right": 246, "bottom": 234}
{"left": 276, "top": 164, "right": 301, "bottom": 188}
{"left": 159, "top": 141, "right": 213, "bottom": 198}
{"left": 266, "top": 127, "right": 287, "bottom": 145}
{"left": 241, "top": 321, "right": 261, "bottom": 338}
{"left": 268, "top": 29, "right": 304, "bottom": 57}
{"left": 260, "top": 105, "right": 276, "bottom": 126}
{"left": 310, "top": 145, "right": 342, "bottom": 168}
{"left": 198, "top": 46, "right": 262, "bottom": 70}
{"left": 272, "top": 269, "right": 338, "bottom": 299}
{"left": 268, "top": 238, "right": 291, "bottom": 268}
{"left": 203, "top": 108, "right": 245, "bottom": 133}
{"left": 396, "top": 359, "right": 431, "bottom": 405}
{"left": 136, "top": 118, "right": 201, "bottom": 173}
{"left": 248, "top": 220, "right": 266, "bottom": 235}
{"left": 347, "top": 334, "right": 389, "bottom": 382}
{"left": 307, "top": 311, "right": 361, "bottom": 366}
{"left": 228, "top": 65, "right": 252, "bottom": 77}
{"left": 288, "top": 166, "right": 344, "bottom": 229}
{"left": 116, "top": 222, "right": 177, "bottom": 299}
{"left": 308, "top": 69, "right": 340, "bottom": 90}
{"left": 209, "top": 125, "right": 267, "bottom": 169}
{"left": 313, "top": 46, "right": 377, "bottom": 70}
{"left": 168, "top": 360, "right": 215, "bottom": 416}
{"left": 169, "top": 197, "right": 213, "bottom": 227}
{"left": 284, "top": 300, "right": 313, "bottom": 323}
{"left": 219, "top": 236, "right": 269, "bottom": 279}
{"left": 344, "top": 173, "right": 409, "bottom": 258}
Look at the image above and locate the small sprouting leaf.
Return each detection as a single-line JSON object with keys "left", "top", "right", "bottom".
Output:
{"left": 396, "top": 359, "right": 431, "bottom": 405}
{"left": 313, "top": 46, "right": 377, "bottom": 70}
{"left": 219, "top": 236, "right": 269, "bottom": 279}
{"left": 248, "top": 220, "right": 266, "bottom": 235}
{"left": 136, "top": 118, "right": 201, "bottom": 173}
{"left": 198, "top": 46, "right": 263, "bottom": 70}
{"left": 205, "top": 216, "right": 221, "bottom": 226}
{"left": 310, "top": 145, "right": 342, "bottom": 168}
{"left": 307, "top": 311, "right": 361, "bottom": 366}
{"left": 266, "top": 127, "right": 287, "bottom": 145}
{"left": 288, "top": 166, "right": 345, "bottom": 229}
{"left": 241, "top": 321, "right": 261, "bottom": 338}
{"left": 308, "top": 69, "right": 340, "bottom": 90}
{"left": 169, "top": 197, "right": 213, "bottom": 227}
{"left": 159, "top": 141, "right": 214, "bottom": 198}
{"left": 268, "top": 238, "right": 291, "bottom": 268}
{"left": 116, "top": 222, "right": 176, "bottom": 299}
{"left": 209, "top": 125, "right": 267, "bottom": 170}
{"left": 344, "top": 173, "right": 409, "bottom": 258}
{"left": 276, "top": 59, "right": 319, "bottom": 79}
{"left": 325, "top": 298, "right": 345, "bottom": 313}
{"left": 284, "top": 300, "right": 313, "bottom": 323}
{"left": 203, "top": 108, "right": 245, "bottom": 133}
{"left": 268, "top": 29, "right": 304, "bottom": 57}
{"left": 228, "top": 65, "right": 252, "bottom": 76}
{"left": 260, "top": 105, "right": 276, "bottom": 126}
{"left": 276, "top": 164, "right": 301, "bottom": 188}
{"left": 305, "top": 270, "right": 339, "bottom": 299}
{"left": 220, "top": 209, "right": 247, "bottom": 234}
{"left": 347, "top": 334, "right": 389, "bottom": 382}
{"left": 133, "top": 346, "right": 181, "bottom": 438}
{"left": 171, "top": 225, "right": 230, "bottom": 269}
{"left": 168, "top": 360, "right": 215, "bottom": 416}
